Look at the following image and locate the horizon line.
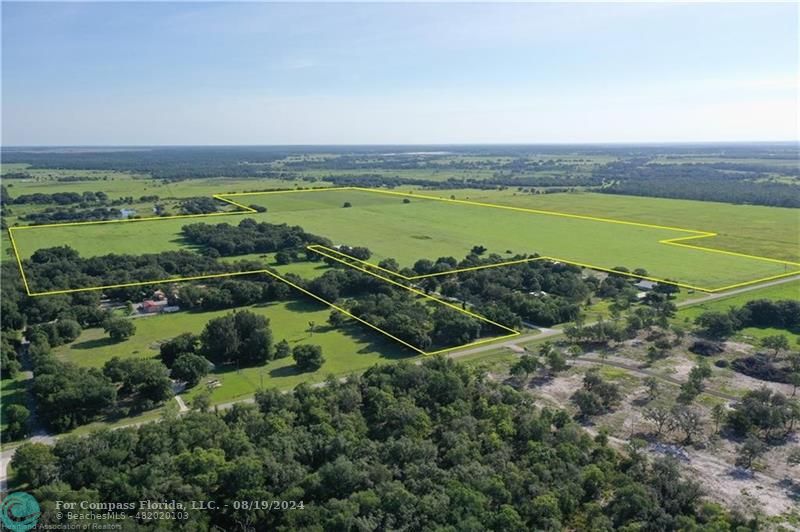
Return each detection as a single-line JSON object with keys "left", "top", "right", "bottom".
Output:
{"left": 3, "top": 140, "right": 799, "bottom": 149}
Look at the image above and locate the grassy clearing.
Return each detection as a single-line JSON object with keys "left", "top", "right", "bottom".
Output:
{"left": 55, "top": 300, "right": 414, "bottom": 404}
{"left": 676, "top": 280, "right": 800, "bottom": 344}
{"left": 218, "top": 252, "right": 334, "bottom": 279}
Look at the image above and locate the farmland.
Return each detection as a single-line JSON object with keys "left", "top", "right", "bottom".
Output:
{"left": 427, "top": 189, "right": 800, "bottom": 263}
{"left": 11, "top": 187, "right": 798, "bottom": 293}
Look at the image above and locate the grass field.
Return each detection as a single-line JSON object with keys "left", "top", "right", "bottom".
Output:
{"left": 11, "top": 188, "right": 798, "bottom": 293}
{"left": 54, "top": 300, "right": 414, "bottom": 403}
{"left": 402, "top": 189, "right": 800, "bottom": 263}
{"left": 218, "top": 252, "right": 334, "bottom": 278}
{"left": 676, "top": 280, "right": 800, "bottom": 344}
{"left": 3, "top": 170, "right": 323, "bottom": 201}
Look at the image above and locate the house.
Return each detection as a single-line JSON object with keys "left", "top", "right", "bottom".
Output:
{"left": 140, "top": 299, "right": 168, "bottom": 314}
{"left": 119, "top": 208, "right": 137, "bottom": 219}
{"left": 634, "top": 280, "right": 657, "bottom": 291}
{"left": 152, "top": 289, "right": 166, "bottom": 301}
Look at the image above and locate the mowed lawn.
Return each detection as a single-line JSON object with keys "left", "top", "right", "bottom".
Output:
{"left": 12, "top": 188, "right": 797, "bottom": 292}
{"left": 54, "top": 300, "right": 414, "bottom": 404}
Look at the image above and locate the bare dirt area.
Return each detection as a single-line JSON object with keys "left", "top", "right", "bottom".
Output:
{"left": 498, "top": 340, "right": 800, "bottom": 525}
{"left": 679, "top": 444, "right": 799, "bottom": 524}
{"left": 528, "top": 372, "right": 584, "bottom": 407}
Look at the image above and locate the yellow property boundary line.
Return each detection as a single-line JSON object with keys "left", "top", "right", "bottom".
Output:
{"left": 8, "top": 185, "right": 800, "bottom": 296}
{"left": 6, "top": 185, "right": 799, "bottom": 351}
{"left": 305, "top": 244, "right": 520, "bottom": 355}
{"left": 217, "top": 186, "right": 800, "bottom": 292}
{"left": 6, "top": 187, "right": 521, "bottom": 355}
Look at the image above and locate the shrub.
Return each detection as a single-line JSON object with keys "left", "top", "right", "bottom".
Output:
{"left": 689, "top": 340, "right": 723, "bottom": 357}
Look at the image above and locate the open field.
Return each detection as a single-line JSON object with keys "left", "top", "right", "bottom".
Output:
{"left": 11, "top": 187, "right": 799, "bottom": 293}
{"left": 396, "top": 189, "right": 800, "bottom": 263}
{"left": 4, "top": 173, "right": 322, "bottom": 201}
{"left": 55, "top": 300, "right": 414, "bottom": 403}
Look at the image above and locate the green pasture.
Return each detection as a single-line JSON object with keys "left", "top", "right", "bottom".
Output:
{"left": 54, "top": 300, "right": 414, "bottom": 404}
{"left": 235, "top": 189, "right": 794, "bottom": 290}
{"left": 423, "top": 189, "right": 799, "bottom": 263}
{"left": 11, "top": 188, "right": 796, "bottom": 292}
{"left": 4, "top": 171, "right": 319, "bottom": 201}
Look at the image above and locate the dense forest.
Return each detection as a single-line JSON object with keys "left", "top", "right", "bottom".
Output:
{"left": 595, "top": 161, "right": 800, "bottom": 208}
{"left": 11, "top": 358, "right": 749, "bottom": 530}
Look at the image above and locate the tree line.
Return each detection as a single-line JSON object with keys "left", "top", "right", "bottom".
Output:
{"left": 694, "top": 299, "right": 800, "bottom": 340}
{"left": 1, "top": 189, "right": 109, "bottom": 205}
{"left": 181, "top": 218, "right": 331, "bottom": 257}
{"left": 21, "top": 246, "right": 241, "bottom": 293}
{"left": 595, "top": 161, "right": 800, "bottom": 208}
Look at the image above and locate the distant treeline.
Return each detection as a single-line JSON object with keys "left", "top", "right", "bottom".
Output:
{"left": 20, "top": 207, "right": 121, "bottom": 224}
{"left": 321, "top": 174, "right": 601, "bottom": 189}
{"left": 1, "top": 147, "right": 296, "bottom": 179}
{"left": 595, "top": 161, "right": 799, "bottom": 208}
{"left": 600, "top": 179, "right": 800, "bottom": 208}
{"left": 5, "top": 190, "right": 109, "bottom": 205}
{"left": 3, "top": 144, "right": 797, "bottom": 205}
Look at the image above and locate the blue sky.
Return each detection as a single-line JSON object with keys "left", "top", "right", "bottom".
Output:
{"left": 2, "top": 2, "right": 797, "bottom": 145}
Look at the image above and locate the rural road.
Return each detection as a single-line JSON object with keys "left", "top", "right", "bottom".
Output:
{"left": 442, "top": 273, "right": 800, "bottom": 361}
{"left": 674, "top": 274, "right": 799, "bottom": 308}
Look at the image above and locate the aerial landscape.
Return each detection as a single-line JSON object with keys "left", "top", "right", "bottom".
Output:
{"left": 1, "top": 2, "right": 799, "bottom": 531}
